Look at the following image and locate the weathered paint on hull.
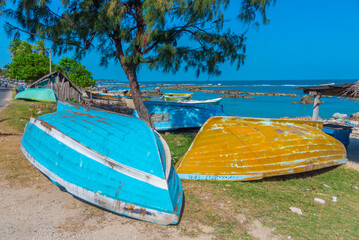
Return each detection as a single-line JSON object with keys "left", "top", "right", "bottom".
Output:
{"left": 15, "top": 88, "right": 57, "bottom": 103}
{"left": 164, "top": 93, "right": 193, "bottom": 101}
{"left": 124, "top": 93, "right": 151, "bottom": 101}
{"left": 85, "top": 91, "right": 123, "bottom": 100}
{"left": 132, "top": 101, "right": 226, "bottom": 131}
{"left": 178, "top": 98, "right": 222, "bottom": 105}
{"left": 21, "top": 102, "right": 183, "bottom": 225}
{"left": 175, "top": 116, "right": 347, "bottom": 181}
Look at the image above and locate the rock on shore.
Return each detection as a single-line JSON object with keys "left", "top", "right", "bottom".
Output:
{"left": 299, "top": 95, "right": 324, "bottom": 104}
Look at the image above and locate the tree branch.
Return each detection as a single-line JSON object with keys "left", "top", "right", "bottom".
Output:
{"left": 5, "top": 22, "right": 84, "bottom": 48}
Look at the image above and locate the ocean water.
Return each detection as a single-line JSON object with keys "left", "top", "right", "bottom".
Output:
{"left": 102, "top": 79, "right": 359, "bottom": 119}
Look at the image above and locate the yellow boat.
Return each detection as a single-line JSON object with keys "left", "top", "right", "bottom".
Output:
{"left": 175, "top": 116, "right": 347, "bottom": 181}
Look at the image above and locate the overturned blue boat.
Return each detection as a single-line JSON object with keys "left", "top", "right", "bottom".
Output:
{"left": 21, "top": 102, "right": 184, "bottom": 225}
{"left": 132, "top": 101, "right": 226, "bottom": 131}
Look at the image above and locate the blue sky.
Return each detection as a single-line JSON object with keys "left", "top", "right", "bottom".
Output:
{"left": 1, "top": 0, "right": 359, "bottom": 82}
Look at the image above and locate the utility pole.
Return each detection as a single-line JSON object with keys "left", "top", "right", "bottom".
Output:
{"left": 46, "top": 48, "right": 52, "bottom": 73}
{"left": 49, "top": 48, "right": 52, "bottom": 73}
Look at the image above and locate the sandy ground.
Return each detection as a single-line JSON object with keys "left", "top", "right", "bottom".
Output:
{"left": 0, "top": 173, "right": 215, "bottom": 240}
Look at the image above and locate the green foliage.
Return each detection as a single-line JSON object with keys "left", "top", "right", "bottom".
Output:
{"left": 34, "top": 40, "right": 49, "bottom": 57}
{"left": 240, "top": 0, "right": 276, "bottom": 25}
{"left": 8, "top": 39, "right": 34, "bottom": 59}
{"left": 9, "top": 52, "right": 51, "bottom": 82}
{"left": 2, "top": 0, "right": 273, "bottom": 77}
{"left": 57, "top": 57, "right": 95, "bottom": 88}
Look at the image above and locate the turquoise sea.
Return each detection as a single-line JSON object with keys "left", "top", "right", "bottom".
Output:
{"left": 102, "top": 79, "right": 359, "bottom": 119}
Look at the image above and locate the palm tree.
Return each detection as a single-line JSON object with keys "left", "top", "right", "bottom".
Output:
{"left": 18, "top": 41, "right": 34, "bottom": 55}
{"left": 34, "top": 40, "right": 48, "bottom": 57}
{"left": 8, "top": 39, "right": 34, "bottom": 58}
{"left": 8, "top": 39, "right": 23, "bottom": 59}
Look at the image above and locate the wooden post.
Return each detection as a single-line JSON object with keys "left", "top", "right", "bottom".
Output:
{"left": 312, "top": 92, "right": 322, "bottom": 121}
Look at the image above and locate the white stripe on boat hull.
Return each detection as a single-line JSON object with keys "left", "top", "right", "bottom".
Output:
{"left": 21, "top": 145, "right": 179, "bottom": 225}
{"left": 29, "top": 118, "right": 168, "bottom": 190}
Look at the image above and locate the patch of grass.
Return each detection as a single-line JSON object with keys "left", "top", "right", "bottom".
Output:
{"left": 0, "top": 133, "right": 43, "bottom": 187}
{"left": 179, "top": 167, "right": 359, "bottom": 240}
{"left": 0, "top": 97, "right": 56, "bottom": 187}
{"left": 0, "top": 98, "right": 56, "bottom": 132}
{"left": 161, "top": 133, "right": 194, "bottom": 164}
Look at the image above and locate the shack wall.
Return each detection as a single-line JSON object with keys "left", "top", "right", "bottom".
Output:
{"left": 31, "top": 73, "right": 81, "bottom": 101}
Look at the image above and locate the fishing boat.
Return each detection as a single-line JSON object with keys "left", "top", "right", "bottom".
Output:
{"left": 15, "top": 85, "right": 26, "bottom": 93}
{"left": 21, "top": 102, "right": 184, "bottom": 225}
{"left": 124, "top": 93, "right": 151, "bottom": 100}
{"left": 175, "top": 116, "right": 347, "bottom": 181}
{"left": 85, "top": 90, "right": 123, "bottom": 100}
{"left": 123, "top": 93, "right": 152, "bottom": 109}
{"left": 163, "top": 93, "right": 193, "bottom": 101}
{"left": 177, "top": 98, "right": 222, "bottom": 105}
{"left": 15, "top": 88, "right": 57, "bottom": 103}
{"left": 132, "top": 101, "right": 226, "bottom": 131}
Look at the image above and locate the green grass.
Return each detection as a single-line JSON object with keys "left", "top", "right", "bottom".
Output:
{"left": 163, "top": 133, "right": 359, "bottom": 239}
{"left": 221, "top": 167, "right": 359, "bottom": 239}
{"left": 0, "top": 98, "right": 56, "bottom": 132}
{"left": 161, "top": 133, "right": 195, "bottom": 164}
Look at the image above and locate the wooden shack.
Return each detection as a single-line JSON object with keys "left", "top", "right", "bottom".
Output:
{"left": 29, "top": 71, "right": 82, "bottom": 102}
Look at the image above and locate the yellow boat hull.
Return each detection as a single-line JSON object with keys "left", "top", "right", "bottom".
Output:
{"left": 175, "top": 117, "right": 347, "bottom": 181}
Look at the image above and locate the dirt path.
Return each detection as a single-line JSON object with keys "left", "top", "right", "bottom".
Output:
{"left": 0, "top": 86, "right": 13, "bottom": 114}
{"left": 0, "top": 175, "right": 215, "bottom": 240}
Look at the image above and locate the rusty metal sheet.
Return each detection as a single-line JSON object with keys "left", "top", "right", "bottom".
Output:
{"left": 175, "top": 116, "right": 347, "bottom": 181}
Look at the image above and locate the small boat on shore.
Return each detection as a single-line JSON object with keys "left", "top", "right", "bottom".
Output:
{"left": 175, "top": 117, "right": 347, "bottom": 181}
{"left": 21, "top": 102, "right": 184, "bottom": 225}
{"left": 132, "top": 101, "right": 226, "bottom": 131}
{"left": 124, "top": 93, "right": 151, "bottom": 100}
{"left": 123, "top": 93, "right": 151, "bottom": 109}
{"left": 85, "top": 90, "right": 123, "bottom": 100}
{"left": 164, "top": 93, "right": 193, "bottom": 101}
{"left": 15, "top": 88, "right": 57, "bottom": 103}
{"left": 177, "top": 98, "right": 222, "bottom": 105}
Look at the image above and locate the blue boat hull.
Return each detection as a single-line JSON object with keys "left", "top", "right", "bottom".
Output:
{"left": 132, "top": 101, "right": 226, "bottom": 131}
{"left": 21, "top": 102, "right": 183, "bottom": 225}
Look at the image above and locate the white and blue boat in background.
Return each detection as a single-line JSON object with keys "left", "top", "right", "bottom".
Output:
{"left": 21, "top": 102, "right": 184, "bottom": 225}
{"left": 132, "top": 101, "right": 226, "bottom": 131}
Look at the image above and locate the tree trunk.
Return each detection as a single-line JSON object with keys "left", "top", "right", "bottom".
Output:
{"left": 122, "top": 64, "right": 153, "bottom": 128}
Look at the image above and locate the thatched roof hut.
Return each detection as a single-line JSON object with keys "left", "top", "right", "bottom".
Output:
{"left": 29, "top": 71, "right": 82, "bottom": 102}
